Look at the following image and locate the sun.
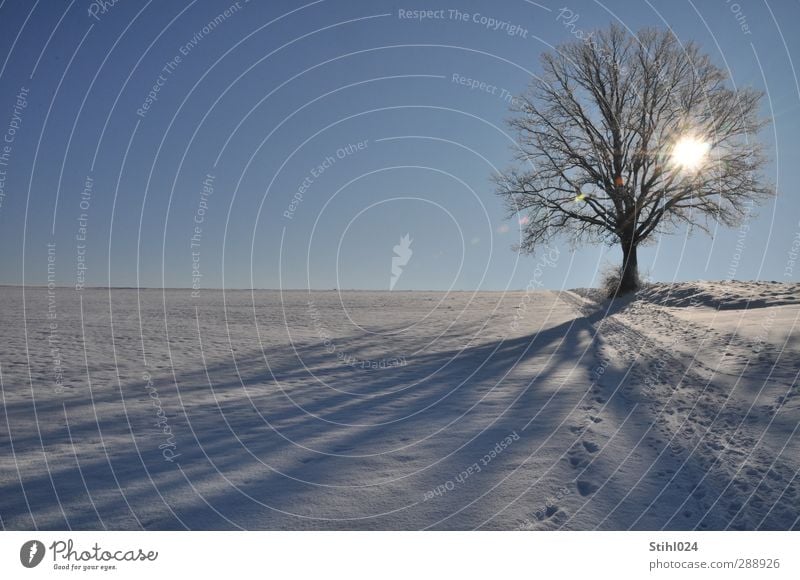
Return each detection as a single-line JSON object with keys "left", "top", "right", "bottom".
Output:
{"left": 671, "top": 136, "right": 710, "bottom": 171}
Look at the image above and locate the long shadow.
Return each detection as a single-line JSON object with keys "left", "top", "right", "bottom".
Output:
{"left": 562, "top": 295, "right": 800, "bottom": 531}
{"left": 1, "top": 297, "right": 604, "bottom": 529}
{"left": 3, "top": 293, "right": 796, "bottom": 530}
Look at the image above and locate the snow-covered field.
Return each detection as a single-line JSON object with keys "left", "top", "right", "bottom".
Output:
{"left": 0, "top": 282, "right": 798, "bottom": 530}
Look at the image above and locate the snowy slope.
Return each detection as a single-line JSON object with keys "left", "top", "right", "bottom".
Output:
{"left": 0, "top": 283, "right": 797, "bottom": 530}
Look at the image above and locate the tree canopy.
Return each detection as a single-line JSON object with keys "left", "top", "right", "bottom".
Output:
{"left": 497, "top": 25, "right": 773, "bottom": 293}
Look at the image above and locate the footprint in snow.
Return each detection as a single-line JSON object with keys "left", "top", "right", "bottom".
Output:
{"left": 582, "top": 441, "right": 600, "bottom": 453}
{"left": 576, "top": 480, "right": 600, "bottom": 496}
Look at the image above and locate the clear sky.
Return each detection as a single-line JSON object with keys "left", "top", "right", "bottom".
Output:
{"left": 0, "top": 0, "right": 798, "bottom": 291}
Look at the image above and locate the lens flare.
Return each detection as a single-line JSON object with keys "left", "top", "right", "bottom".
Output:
{"left": 671, "top": 136, "right": 710, "bottom": 171}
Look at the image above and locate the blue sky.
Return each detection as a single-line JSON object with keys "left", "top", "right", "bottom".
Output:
{"left": 0, "top": 0, "right": 798, "bottom": 291}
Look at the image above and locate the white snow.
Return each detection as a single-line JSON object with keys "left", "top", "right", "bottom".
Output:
{"left": 0, "top": 282, "right": 798, "bottom": 530}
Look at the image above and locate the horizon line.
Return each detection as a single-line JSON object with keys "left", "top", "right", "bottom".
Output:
{"left": 0, "top": 284, "right": 555, "bottom": 292}
{"left": 0, "top": 279, "right": 791, "bottom": 292}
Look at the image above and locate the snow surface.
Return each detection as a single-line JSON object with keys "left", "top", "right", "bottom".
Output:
{"left": 0, "top": 282, "right": 798, "bottom": 530}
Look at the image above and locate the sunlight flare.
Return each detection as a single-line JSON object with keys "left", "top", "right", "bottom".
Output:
{"left": 671, "top": 136, "right": 710, "bottom": 171}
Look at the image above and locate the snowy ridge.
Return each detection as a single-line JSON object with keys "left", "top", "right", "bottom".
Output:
{"left": 637, "top": 280, "right": 800, "bottom": 310}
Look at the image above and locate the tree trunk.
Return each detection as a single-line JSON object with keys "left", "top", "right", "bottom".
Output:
{"left": 618, "top": 240, "right": 639, "bottom": 295}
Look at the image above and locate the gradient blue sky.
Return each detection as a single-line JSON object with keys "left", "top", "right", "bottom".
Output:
{"left": 0, "top": 0, "right": 798, "bottom": 291}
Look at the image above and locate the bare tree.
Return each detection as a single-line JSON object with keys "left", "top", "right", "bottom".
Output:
{"left": 496, "top": 25, "right": 773, "bottom": 295}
